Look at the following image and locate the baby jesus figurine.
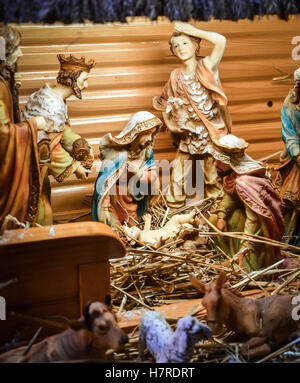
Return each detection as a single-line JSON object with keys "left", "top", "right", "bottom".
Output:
{"left": 122, "top": 210, "right": 196, "bottom": 249}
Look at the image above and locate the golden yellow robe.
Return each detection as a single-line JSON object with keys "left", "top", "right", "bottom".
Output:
{"left": 0, "top": 75, "right": 40, "bottom": 227}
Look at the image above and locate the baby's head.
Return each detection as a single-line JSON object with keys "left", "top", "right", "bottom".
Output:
{"left": 123, "top": 226, "right": 141, "bottom": 241}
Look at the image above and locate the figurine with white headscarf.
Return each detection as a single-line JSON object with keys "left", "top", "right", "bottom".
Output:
{"left": 92, "top": 111, "right": 162, "bottom": 228}
{"left": 208, "top": 134, "right": 287, "bottom": 272}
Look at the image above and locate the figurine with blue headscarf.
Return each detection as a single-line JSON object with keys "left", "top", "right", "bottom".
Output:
{"left": 92, "top": 111, "right": 162, "bottom": 228}
{"left": 277, "top": 67, "right": 300, "bottom": 248}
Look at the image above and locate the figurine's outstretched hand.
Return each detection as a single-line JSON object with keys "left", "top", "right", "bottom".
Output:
{"left": 14, "top": 73, "right": 22, "bottom": 88}
{"left": 174, "top": 22, "right": 196, "bottom": 35}
{"left": 102, "top": 210, "right": 111, "bottom": 226}
{"left": 75, "top": 164, "right": 91, "bottom": 180}
{"left": 174, "top": 21, "right": 207, "bottom": 39}
{"left": 127, "top": 159, "right": 144, "bottom": 176}
{"left": 174, "top": 21, "right": 191, "bottom": 34}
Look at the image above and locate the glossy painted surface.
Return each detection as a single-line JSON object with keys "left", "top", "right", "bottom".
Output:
{"left": 13, "top": 16, "right": 298, "bottom": 221}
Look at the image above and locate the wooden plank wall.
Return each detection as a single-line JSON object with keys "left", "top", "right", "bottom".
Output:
{"left": 14, "top": 16, "right": 299, "bottom": 222}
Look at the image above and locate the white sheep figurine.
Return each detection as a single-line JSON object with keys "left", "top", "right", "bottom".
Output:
{"left": 138, "top": 311, "right": 211, "bottom": 363}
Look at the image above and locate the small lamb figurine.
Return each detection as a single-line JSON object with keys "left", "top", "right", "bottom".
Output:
{"left": 138, "top": 310, "right": 211, "bottom": 363}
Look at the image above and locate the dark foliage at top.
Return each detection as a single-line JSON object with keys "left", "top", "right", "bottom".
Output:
{"left": 0, "top": 0, "right": 299, "bottom": 24}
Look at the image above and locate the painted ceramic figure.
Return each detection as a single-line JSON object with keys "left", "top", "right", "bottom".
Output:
{"left": 276, "top": 67, "right": 300, "bottom": 248}
{"left": 21, "top": 54, "right": 95, "bottom": 225}
{"left": 92, "top": 111, "right": 162, "bottom": 228}
{"left": 138, "top": 310, "right": 211, "bottom": 363}
{"left": 153, "top": 22, "right": 232, "bottom": 208}
{"left": 0, "top": 26, "right": 46, "bottom": 228}
{"left": 209, "top": 134, "right": 285, "bottom": 272}
{"left": 123, "top": 209, "right": 196, "bottom": 249}
{"left": 190, "top": 272, "right": 300, "bottom": 360}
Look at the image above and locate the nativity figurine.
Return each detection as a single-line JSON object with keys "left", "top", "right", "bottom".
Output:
{"left": 190, "top": 272, "right": 300, "bottom": 360}
{"left": 153, "top": 21, "right": 232, "bottom": 208}
{"left": 21, "top": 54, "right": 95, "bottom": 226}
{"left": 0, "top": 25, "right": 46, "bottom": 229}
{"left": 122, "top": 209, "right": 196, "bottom": 249}
{"left": 208, "top": 134, "right": 285, "bottom": 272}
{"left": 92, "top": 111, "right": 162, "bottom": 228}
{"left": 138, "top": 310, "right": 211, "bottom": 363}
{"left": 275, "top": 67, "right": 300, "bottom": 249}
{"left": 0, "top": 297, "right": 129, "bottom": 363}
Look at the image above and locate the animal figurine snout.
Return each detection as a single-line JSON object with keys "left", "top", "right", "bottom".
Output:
{"left": 120, "top": 335, "right": 129, "bottom": 345}
{"left": 176, "top": 316, "right": 212, "bottom": 345}
{"left": 186, "top": 316, "right": 212, "bottom": 340}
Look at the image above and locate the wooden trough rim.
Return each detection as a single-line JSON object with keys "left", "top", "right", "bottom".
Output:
{"left": 117, "top": 288, "right": 274, "bottom": 332}
{"left": 0, "top": 221, "right": 126, "bottom": 260}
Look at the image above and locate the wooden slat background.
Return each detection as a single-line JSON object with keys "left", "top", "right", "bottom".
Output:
{"left": 14, "top": 16, "right": 299, "bottom": 222}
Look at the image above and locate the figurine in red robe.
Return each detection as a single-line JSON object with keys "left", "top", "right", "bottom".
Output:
{"left": 209, "top": 134, "right": 285, "bottom": 271}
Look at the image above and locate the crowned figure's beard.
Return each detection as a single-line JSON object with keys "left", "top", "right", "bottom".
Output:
{"left": 72, "top": 83, "right": 82, "bottom": 100}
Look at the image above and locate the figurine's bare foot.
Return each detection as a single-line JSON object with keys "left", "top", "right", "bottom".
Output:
{"left": 144, "top": 213, "right": 152, "bottom": 230}
{"left": 232, "top": 248, "right": 248, "bottom": 269}
{"left": 75, "top": 164, "right": 91, "bottom": 180}
{"left": 188, "top": 209, "right": 196, "bottom": 220}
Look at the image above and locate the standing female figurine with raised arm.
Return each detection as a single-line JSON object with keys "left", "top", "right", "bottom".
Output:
{"left": 153, "top": 22, "right": 232, "bottom": 208}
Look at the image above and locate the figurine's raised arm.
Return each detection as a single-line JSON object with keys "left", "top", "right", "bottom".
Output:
{"left": 174, "top": 22, "right": 226, "bottom": 73}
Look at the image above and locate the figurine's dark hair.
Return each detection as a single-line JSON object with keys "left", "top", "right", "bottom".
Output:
{"left": 169, "top": 32, "right": 201, "bottom": 57}
{"left": 0, "top": 25, "right": 21, "bottom": 57}
{"left": 56, "top": 69, "right": 83, "bottom": 99}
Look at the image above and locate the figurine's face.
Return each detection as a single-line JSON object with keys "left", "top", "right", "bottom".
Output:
{"left": 171, "top": 35, "right": 197, "bottom": 61}
{"left": 138, "top": 128, "right": 156, "bottom": 148}
{"left": 6, "top": 47, "right": 23, "bottom": 68}
{"left": 76, "top": 71, "right": 89, "bottom": 91}
{"left": 71, "top": 71, "right": 89, "bottom": 99}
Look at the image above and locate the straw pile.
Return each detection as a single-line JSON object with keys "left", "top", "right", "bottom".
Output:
{"left": 108, "top": 195, "right": 300, "bottom": 363}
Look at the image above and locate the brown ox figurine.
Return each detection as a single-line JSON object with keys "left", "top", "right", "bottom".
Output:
{"left": 0, "top": 295, "right": 129, "bottom": 362}
{"left": 190, "top": 272, "right": 300, "bottom": 360}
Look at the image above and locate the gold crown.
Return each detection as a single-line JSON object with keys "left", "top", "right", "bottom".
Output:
{"left": 57, "top": 54, "right": 95, "bottom": 72}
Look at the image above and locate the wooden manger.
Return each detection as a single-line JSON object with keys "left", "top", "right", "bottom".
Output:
{"left": 0, "top": 222, "right": 126, "bottom": 344}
